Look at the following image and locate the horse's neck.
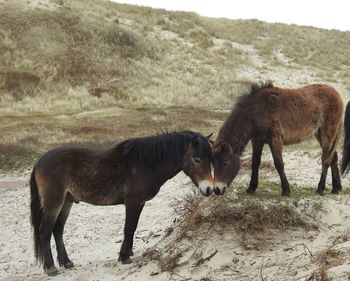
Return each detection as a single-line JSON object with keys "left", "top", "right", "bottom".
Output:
{"left": 152, "top": 155, "right": 184, "bottom": 185}
{"left": 218, "top": 112, "right": 252, "bottom": 154}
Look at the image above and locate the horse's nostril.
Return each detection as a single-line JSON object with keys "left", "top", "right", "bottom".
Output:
{"left": 214, "top": 187, "right": 220, "bottom": 195}
{"left": 206, "top": 187, "right": 211, "bottom": 196}
{"left": 222, "top": 186, "right": 226, "bottom": 194}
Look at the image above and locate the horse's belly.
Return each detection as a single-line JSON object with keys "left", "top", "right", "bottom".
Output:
{"left": 68, "top": 184, "right": 123, "bottom": 206}
{"left": 283, "top": 126, "right": 316, "bottom": 145}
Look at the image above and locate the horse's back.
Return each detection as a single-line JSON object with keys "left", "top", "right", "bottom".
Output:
{"left": 254, "top": 84, "right": 343, "bottom": 144}
{"left": 257, "top": 83, "right": 343, "bottom": 114}
{"left": 35, "top": 146, "right": 96, "bottom": 173}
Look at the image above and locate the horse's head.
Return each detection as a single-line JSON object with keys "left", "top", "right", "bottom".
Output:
{"left": 182, "top": 133, "right": 214, "bottom": 197}
{"left": 212, "top": 140, "right": 240, "bottom": 195}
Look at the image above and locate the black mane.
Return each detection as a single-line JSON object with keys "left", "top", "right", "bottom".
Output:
{"left": 112, "top": 130, "right": 204, "bottom": 165}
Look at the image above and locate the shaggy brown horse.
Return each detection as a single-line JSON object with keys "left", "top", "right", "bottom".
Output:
{"left": 30, "top": 131, "right": 213, "bottom": 276}
{"left": 212, "top": 82, "right": 343, "bottom": 196}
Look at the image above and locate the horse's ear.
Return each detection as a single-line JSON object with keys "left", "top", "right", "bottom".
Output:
{"left": 221, "top": 143, "right": 227, "bottom": 151}
{"left": 221, "top": 142, "right": 232, "bottom": 153}
{"left": 209, "top": 140, "right": 214, "bottom": 147}
{"left": 206, "top": 133, "right": 213, "bottom": 140}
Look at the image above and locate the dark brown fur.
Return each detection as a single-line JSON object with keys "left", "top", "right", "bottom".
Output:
{"left": 30, "top": 131, "right": 213, "bottom": 276}
{"left": 212, "top": 82, "right": 343, "bottom": 196}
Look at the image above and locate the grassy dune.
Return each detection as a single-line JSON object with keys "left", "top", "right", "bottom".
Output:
{"left": 1, "top": 0, "right": 350, "bottom": 174}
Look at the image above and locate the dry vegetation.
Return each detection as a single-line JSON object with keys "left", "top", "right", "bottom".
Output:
{"left": 307, "top": 231, "right": 350, "bottom": 281}
{"left": 139, "top": 182, "right": 325, "bottom": 273}
{"left": 1, "top": 0, "right": 350, "bottom": 114}
{"left": 174, "top": 182, "right": 321, "bottom": 236}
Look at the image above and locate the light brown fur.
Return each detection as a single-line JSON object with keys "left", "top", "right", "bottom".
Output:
{"left": 212, "top": 82, "right": 343, "bottom": 196}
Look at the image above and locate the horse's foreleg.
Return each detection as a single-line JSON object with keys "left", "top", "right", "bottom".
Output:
{"left": 330, "top": 152, "right": 342, "bottom": 194}
{"left": 119, "top": 201, "right": 145, "bottom": 264}
{"left": 269, "top": 137, "right": 290, "bottom": 196}
{"left": 53, "top": 197, "right": 74, "bottom": 269}
{"left": 247, "top": 140, "right": 264, "bottom": 194}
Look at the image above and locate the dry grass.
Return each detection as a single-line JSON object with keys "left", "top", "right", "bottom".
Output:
{"left": 139, "top": 182, "right": 321, "bottom": 273}
{"left": 178, "top": 195, "right": 317, "bottom": 236}
{"left": 1, "top": 0, "right": 349, "bottom": 114}
{"left": 0, "top": 106, "right": 224, "bottom": 175}
{"left": 171, "top": 181, "right": 320, "bottom": 240}
{"left": 307, "top": 231, "right": 350, "bottom": 280}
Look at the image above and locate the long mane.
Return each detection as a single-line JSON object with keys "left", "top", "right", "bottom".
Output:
{"left": 233, "top": 81, "right": 274, "bottom": 113}
{"left": 111, "top": 130, "right": 201, "bottom": 166}
{"left": 216, "top": 81, "right": 274, "bottom": 146}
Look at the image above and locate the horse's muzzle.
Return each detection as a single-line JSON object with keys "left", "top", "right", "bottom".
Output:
{"left": 199, "top": 180, "right": 213, "bottom": 197}
{"left": 213, "top": 184, "right": 226, "bottom": 195}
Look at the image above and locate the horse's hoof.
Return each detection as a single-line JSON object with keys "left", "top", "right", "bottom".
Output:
{"left": 316, "top": 189, "right": 324, "bottom": 196}
{"left": 64, "top": 260, "right": 74, "bottom": 269}
{"left": 45, "top": 266, "right": 58, "bottom": 276}
{"left": 118, "top": 255, "right": 132, "bottom": 264}
{"left": 122, "top": 258, "right": 132, "bottom": 264}
{"left": 331, "top": 190, "right": 340, "bottom": 195}
{"left": 281, "top": 192, "right": 290, "bottom": 197}
{"left": 246, "top": 187, "right": 256, "bottom": 194}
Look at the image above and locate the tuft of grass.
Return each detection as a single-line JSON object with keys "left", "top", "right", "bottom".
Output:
{"left": 172, "top": 180, "right": 323, "bottom": 246}
{"left": 173, "top": 181, "right": 320, "bottom": 239}
{"left": 308, "top": 248, "right": 346, "bottom": 281}
{"left": 140, "top": 181, "right": 321, "bottom": 273}
{"left": 187, "top": 198, "right": 317, "bottom": 234}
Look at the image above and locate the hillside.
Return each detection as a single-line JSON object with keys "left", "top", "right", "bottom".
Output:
{"left": 0, "top": 0, "right": 350, "bottom": 114}
{"left": 1, "top": 0, "right": 350, "bottom": 175}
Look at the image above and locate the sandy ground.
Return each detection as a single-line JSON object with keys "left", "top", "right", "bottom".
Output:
{"left": 1, "top": 151, "right": 350, "bottom": 281}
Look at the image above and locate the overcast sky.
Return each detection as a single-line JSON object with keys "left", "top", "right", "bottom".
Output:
{"left": 113, "top": 0, "right": 350, "bottom": 31}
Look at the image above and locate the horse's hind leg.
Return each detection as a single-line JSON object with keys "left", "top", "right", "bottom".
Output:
{"left": 315, "top": 129, "right": 340, "bottom": 195}
{"left": 330, "top": 151, "right": 342, "bottom": 194}
{"left": 40, "top": 210, "right": 61, "bottom": 276}
{"left": 53, "top": 196, "right": 74, "bottom": 269}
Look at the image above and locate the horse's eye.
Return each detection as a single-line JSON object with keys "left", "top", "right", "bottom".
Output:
{"left": 222, "top": 160, "right": 230, "bottom": 166}
{"left": 193, "top": 157, "right": 201, "bottom": 164}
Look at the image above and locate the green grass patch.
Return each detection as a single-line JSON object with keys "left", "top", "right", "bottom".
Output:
{"left": 224, "top": 180, "right": 350, "bottom": 203}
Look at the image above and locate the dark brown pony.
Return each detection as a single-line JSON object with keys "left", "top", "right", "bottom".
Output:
{"left": 212, "top": 82, "right": 343, "bottom": 196}
{"left": 30, "top": 131, "right": 213, "bottom": 276}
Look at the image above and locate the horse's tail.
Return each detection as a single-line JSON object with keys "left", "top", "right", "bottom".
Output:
{"left": 30, "top": 167, "right": 43, "bottom": 264}
{"left": 341, "top": 101, "right": 350, "bottom": 174}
